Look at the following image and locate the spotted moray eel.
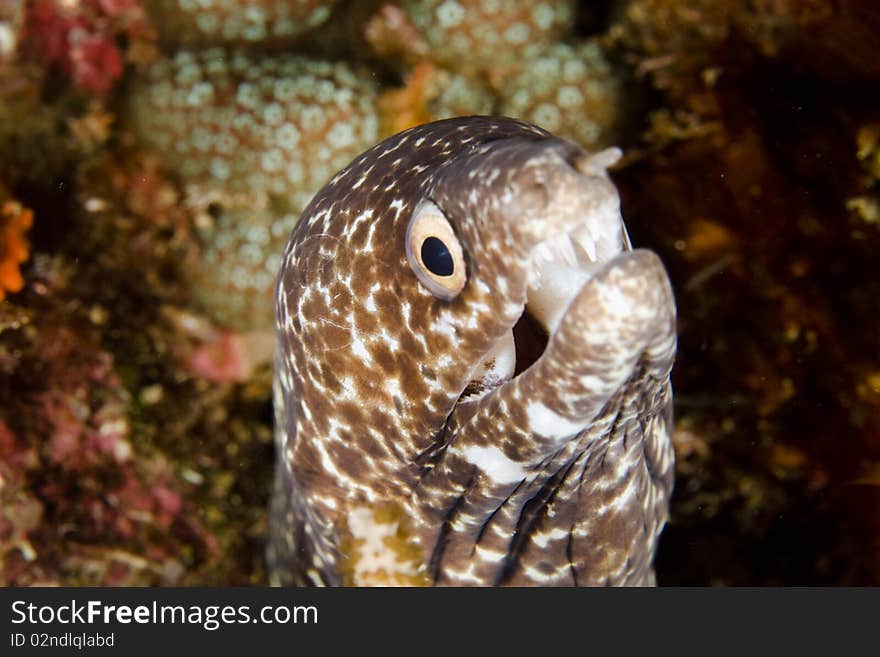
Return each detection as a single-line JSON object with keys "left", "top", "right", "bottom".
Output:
{"left": 270, "top": 117, "right": 677, "bottom": 586}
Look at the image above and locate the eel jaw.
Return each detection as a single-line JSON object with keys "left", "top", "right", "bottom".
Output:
{"left": 464, "top": 147, "right": 631, "bottom": 398}
{"left": 525, "top": 198, "right": 630, "bottom": 335}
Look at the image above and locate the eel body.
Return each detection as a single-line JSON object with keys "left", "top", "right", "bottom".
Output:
{"left": 270, "top": 117, "right": 677, "bottom": 586}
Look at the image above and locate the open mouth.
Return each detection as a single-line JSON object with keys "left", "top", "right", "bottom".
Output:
{"left": 462, "top": 196, "right": 632, "bottom": 400}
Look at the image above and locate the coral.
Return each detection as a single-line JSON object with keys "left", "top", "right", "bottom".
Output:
{"left": 128, "top": 49, "right": 379, "bottom": 329}
{"left": 0, "top": 420, "right": 43, "bottom": 573}
{"left": 72, "top": 150, "right": 276, "bottom": 582}
{"left": 184, "top": 327, "right": 274, "bottom": 383}
{"left": 188, "top": 200, "right": 297, "bottom": 331}
{"left": 67, "top": 100, "right": 116, "bottom": 150}
{"left": 375, "top": 7, "right": 622, "bottom": 149}
{"left": 0, "top": 142, "right": 277, "bottom": 584}
{"left": 499, "top": 41, "right": 623, "bottom": 149}
{"left": 427, "top": 67, "right": 494, "bottom": 118}
{"left": 363, "top": 3, "right": 431, "bottom": 69}
{"left": 612, "top": 18, "right": 880, "bottom": 582}
{"left": 403, "top": 0, "right": 575, "bottom": 75}
{"left": 379, "top": 61, "right": 495, "bottom": 135}
{"left": 608, "top": 0, "right": 745, "bottom": 118}
{"left": 0, "top": 2, "right": 137, "bottom": 188}
{"left": 144, "top": 0, "right": 341, "bottom": 48}
{"left": 35, "top": 347, "right": 133, "bottom": 469}
{"left": 0, "top": 198, "right": 33, "bottom": 301}
{"left": 0, "top": 76, "right": 85, "bottom": 186}
{"left": 610, "top": 1, "right": 880, "bottom": 115}
{"left": 129, "top": 49, "right": 378, "bottom": 204}
{"left": 0, "top": 281, "right": 199, "bottom": 584}
{"left": 25, "top": 0, "right": 152, "bottom": 96}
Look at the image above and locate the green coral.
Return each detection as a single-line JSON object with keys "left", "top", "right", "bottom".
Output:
{"left": 128, "top": 50, "right": 380, "bottom": 329}
{"left": 145, "top": 0, "right": 341, "bottom": 48}
{"left": 428, "top": 69, "right": 495, "bottom": 120}
{"left": 404, "top": 0, "right": 575, "bottom": 73}
{"left": 191, "top": 203, "right": 298, "bottom": 330}
{"left": 500, "top": 41, "right": 623, "bottom": 149}
{"left": 129, "top": 49, "right": 379, "bottom": 204}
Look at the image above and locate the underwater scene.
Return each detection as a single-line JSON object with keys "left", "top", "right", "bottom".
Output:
{"left": 0, "top": 0, "right": 878, "bottom": 586}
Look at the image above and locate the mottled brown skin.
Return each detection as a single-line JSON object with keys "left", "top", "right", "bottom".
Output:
{"left": 270, "top": 117, "right": 676, "bottom": 586}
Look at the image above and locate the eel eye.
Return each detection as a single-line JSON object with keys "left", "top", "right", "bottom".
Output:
{"left": 406, "top": 201, "right": 466, "bottom": 300}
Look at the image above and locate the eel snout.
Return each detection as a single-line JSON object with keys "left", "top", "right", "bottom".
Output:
{"left": 469, "top": 143, "right": 642, "bottom": 399}
{"left": 519, "top": 146, "right": 630, "bottom": 334}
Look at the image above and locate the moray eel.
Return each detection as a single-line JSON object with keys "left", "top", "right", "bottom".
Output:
{"left": 270, "top": 117, "right": 676, "bottom": 586}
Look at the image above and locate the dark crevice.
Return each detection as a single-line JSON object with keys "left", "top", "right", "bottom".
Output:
{"left": 512, "top": 309, "right": 548, "bottom": 376}
{"left": 496, "top": 456, "right": 578, "bottom": 586}
{"left": 428, "top": 472, "right": 476, "bottom": 583}
{"left": 472, "top": 479, "right": 526, "bottom": 550}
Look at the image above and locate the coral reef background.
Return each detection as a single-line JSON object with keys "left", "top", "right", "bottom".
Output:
{"left": 0, "top": 0, "right": 878, "bottom": 585}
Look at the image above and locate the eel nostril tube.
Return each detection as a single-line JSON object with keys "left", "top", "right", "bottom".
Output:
{"left": 569, "top": 147, "right": 623, "bottom": 177}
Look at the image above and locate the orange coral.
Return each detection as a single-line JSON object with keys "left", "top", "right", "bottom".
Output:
{"left": 0, "top": 200, "right": 33, "bottom": 300}
{"left": 378, "top": 61, "right": 438, "bottom": 136}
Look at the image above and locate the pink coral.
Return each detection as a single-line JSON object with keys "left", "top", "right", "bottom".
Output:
{"left": 0, "top": 304, "right": 202, "bottom": 578}
{"left": 26, "top": 0, "right": 146, "bottom": 95}
{"left": 34, "top": 341, "right": 132, "bottom": 467}
{"left": 0, "top": 422, "right": 43, "bottom": 575}
{"left": 109, "top": 468, "right": 184, "bottom": 536}
{"left": 186, "top": 331, "right": 249, "bottom": 384}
